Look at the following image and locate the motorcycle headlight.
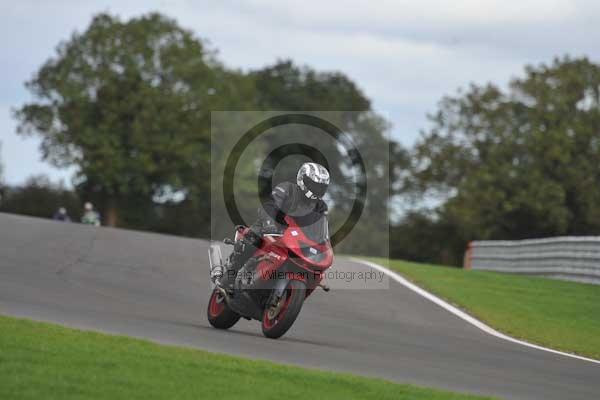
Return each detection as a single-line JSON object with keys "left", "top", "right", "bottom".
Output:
{"left": 300, "top": 243, "right": 327, "bottom": 263}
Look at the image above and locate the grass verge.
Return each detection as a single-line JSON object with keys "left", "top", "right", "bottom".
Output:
{"left": 368, "top": 258, "right": 600, "bottom": 360}
{"left": 0, "top": 314, "right": 494, "bottom": 400}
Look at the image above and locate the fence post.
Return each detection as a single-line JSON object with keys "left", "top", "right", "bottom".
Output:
{"left": 463, "top": 241, "right": 473, "bottom": 270}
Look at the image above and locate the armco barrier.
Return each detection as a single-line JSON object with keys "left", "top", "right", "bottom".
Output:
{"left": 464, "top": 237, "right": 600, "bottom": 285}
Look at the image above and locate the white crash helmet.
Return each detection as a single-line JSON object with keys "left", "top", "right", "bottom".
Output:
{"left": 297, "top": 162, "right": 330, "bottom": 200}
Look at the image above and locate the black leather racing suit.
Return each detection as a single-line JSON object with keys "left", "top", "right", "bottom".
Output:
{"left": 256, "top": 181, "right": 328, "bottom": 233}
{"left": 223, "top": 182, "right": 328, "bottom": 287}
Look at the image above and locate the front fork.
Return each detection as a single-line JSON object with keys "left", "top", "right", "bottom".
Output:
{"left": 266, "top": 278, "right": 290, "bottom": 308}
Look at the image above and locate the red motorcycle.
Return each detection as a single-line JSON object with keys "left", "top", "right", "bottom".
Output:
{"left": 207, "top": 212, "right": 333, "bottom": 339}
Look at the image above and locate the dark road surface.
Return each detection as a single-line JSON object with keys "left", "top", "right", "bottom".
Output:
{"left": 0, "top": 213, "right": 598, "bottom": 399}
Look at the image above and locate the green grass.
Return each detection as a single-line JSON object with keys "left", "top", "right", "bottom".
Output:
{"left": 369, "top": 258, "right": 600, "bottom": 360}
{"left": 0, "top": 314, "right": 494, "bottom": 400}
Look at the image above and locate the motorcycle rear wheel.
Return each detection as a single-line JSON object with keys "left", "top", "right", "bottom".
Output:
{"left": 261, "top": 280, "right": 306, "bottom": 339}
{"left": 207, "top": 288, "right": 241, "bottom": 329}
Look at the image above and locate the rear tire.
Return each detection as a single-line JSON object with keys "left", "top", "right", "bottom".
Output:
{"left": 207, "top": 288, "right": 240, "bottom": 329}
{"left": 262, "top": 280, "right": 306, "bottom": 339}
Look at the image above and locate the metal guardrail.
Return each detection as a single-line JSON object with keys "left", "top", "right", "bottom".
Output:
{"left": 463, "top": 237, "right": 600, "bottom": 285}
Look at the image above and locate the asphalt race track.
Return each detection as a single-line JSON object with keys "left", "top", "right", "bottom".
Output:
{"left": 0, "top": 213, "right": 598, "bottom": 399}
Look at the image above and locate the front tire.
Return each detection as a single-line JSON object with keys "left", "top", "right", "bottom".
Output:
{"left": 262, "top": 280, "right": 306, "bottom": 339}
{"left": 207, "top": 288, "right": 240, "bottom": 329}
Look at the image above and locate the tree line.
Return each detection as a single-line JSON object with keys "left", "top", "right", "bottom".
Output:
{"left": 2, "top": 12, "right": 600, "bottom": 265}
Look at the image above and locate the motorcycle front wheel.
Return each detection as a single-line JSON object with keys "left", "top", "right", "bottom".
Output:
{"left": 207, "top": 288, "right": 241, "bottom": 329}
{"left": 261, "top": 280, "right": 306, "bottom": 339}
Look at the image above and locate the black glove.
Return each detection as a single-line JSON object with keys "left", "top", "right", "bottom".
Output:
{"left": 244, "top": 229, "right": 263, "bottom": 248}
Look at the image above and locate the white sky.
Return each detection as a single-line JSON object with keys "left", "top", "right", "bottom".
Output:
{"left": 1, "top": 0, "right": 600, "bottom": 185}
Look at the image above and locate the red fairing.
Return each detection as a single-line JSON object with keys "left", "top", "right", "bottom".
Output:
{"left": 255, "top": 235, "right": 288, "bottom": 282}
{"left": 281, "top": 216, "right": 334, "bottom": 270}
{"left": 248, "top": 216, "right": 333, "bottom": 291}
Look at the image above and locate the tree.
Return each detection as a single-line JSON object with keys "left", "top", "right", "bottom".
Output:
{"left": 405, "top": 56, "right": 600, "bottom": 263}
{"left": 13, "top": 12, "right": 396, "bottom": 252}
{"left": 252, "top": 60, "right": 372, "bottom": 111}
{"left": 251, "top": 60, "right": 393, "bottom": 255}
{"left": 15, "top": 13, "right": 237, "bottom": 226}
{"left": 0, "top": 175, "right": 80, "bottom": 220}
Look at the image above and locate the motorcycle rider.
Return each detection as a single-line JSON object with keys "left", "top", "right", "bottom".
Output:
{"left": 53, "top": 206, "right": 71, "bottom": 222}
{"left": 81, "top": 202, "right": 101, "bottom": 226}
{"left": 214, "top": 162, "right": 330, "bottom": 287}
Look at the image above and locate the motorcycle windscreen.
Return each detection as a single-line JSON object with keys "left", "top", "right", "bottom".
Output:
{"left": 287, "top": 212, "right": 332, "bottom": 265}
{"left": 292, "top": 211, "right": 329, "bottom": 244}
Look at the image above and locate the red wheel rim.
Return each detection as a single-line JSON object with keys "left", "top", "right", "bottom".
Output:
{"left": 208, "top": 290, "right": 225, "bottom": 318}
{"left": 263, "top": 287, "right": 293, "bottom": 329}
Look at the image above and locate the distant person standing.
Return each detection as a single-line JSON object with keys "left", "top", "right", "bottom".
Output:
{"left": 81, "top": 202, "right": 101, "bottom": 226}
{"left": 52, "top": 207, "right": 71, "bottom": 222}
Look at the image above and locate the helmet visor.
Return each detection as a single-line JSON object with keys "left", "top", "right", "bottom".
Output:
{"left": 303, "top": 176, "right": 328, "bottom": 199}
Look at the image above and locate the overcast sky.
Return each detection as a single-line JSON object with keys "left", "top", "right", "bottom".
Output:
{"left": 1, "top": 0, "right": 600, "bottom": 185}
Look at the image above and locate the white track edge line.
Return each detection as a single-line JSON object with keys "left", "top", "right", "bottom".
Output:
{"left": 349, "top": 257, "right": 600, "bottom": 366}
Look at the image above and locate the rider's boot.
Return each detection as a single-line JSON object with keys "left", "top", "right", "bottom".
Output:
{"left": 216, "top": 228, "right": 262, "bottom": 290}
